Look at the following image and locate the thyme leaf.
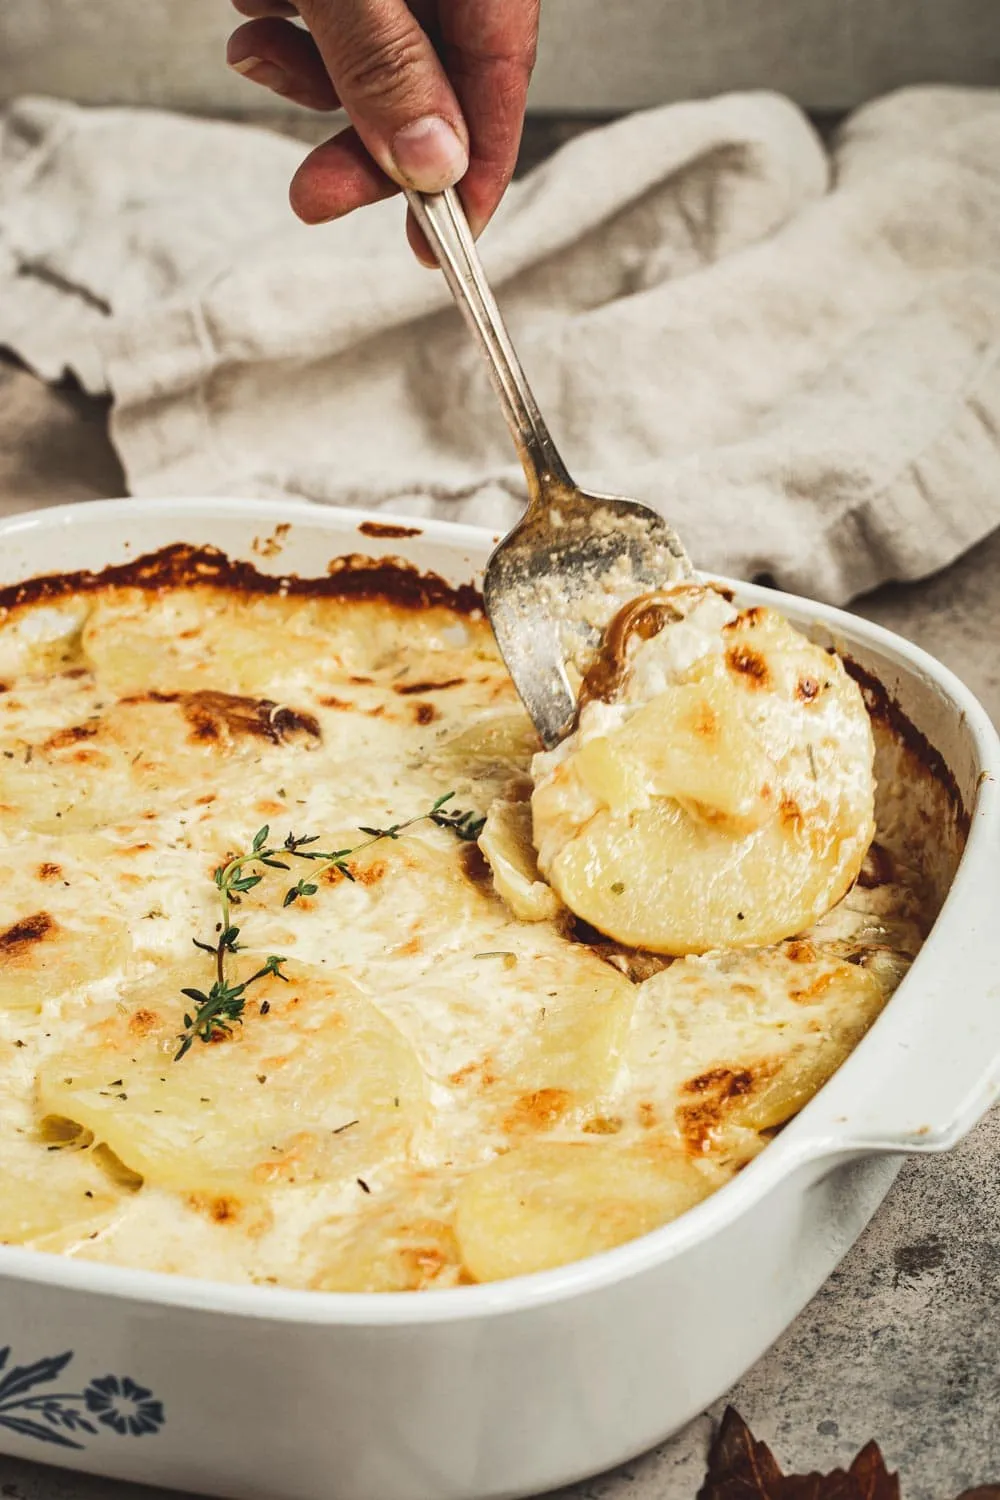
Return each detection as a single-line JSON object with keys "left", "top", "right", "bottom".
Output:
{"left": 430, "top": 804, "right": 487, "bottom": 842}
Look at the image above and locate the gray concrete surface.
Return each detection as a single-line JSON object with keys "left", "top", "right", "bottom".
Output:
{"left": 1, "top": 97, "right": 999, "bottom": 1497}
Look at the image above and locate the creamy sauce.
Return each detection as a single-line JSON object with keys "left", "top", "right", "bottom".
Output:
{"left": 0, "top": 562, "right": 951, "bottom": 1290}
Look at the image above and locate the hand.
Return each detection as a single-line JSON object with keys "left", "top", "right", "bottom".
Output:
{"left": 227, "top": 0, "right": 539, "bottom": 258}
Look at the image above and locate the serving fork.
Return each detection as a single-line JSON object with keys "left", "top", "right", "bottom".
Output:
{"left": 406, "top": 187, "right": 692, "bottom": 749}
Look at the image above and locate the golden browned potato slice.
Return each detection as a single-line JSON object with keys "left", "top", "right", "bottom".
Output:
{"left": 569, "top": 678, "right": 775, "bottom": 834}
{"left": 532, "top": 594, "right": 875, "bottom": 954}
{"left": 628, "top": 940, "right": 908, "bottom": 1156}
{"left": 503, "top": 947, "right": 635, "bottom": 1103}
{"left": 0, "top": 912, "right": 128, "bottom": 1012}
{"left": 455, "top": 1141, "right": 720, "bottom": 1282}
{"left": 38, "top": 961, "right": 425, "bottom": 1196}
{"left": 81, "top": 591, "right": 335, "bottom": 698}
{"left": 0, "top": 687, "right": 322, "bottom": 835}
{"left": 730, "top": 949, "right": 908, "bottom": 1134}
{"left": 310, "top": 1176, "right": 464, "bottom": 1292}
{"left": 435, "top": 944, "right": 636, "bottom": 1141}
{"left": 83, "top": 590, "right": 498, "bottom": 699}
{"left": 241, "top": 828, "right": 502, "bottom": 967}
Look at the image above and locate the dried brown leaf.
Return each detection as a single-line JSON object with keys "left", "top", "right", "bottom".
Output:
{"left": 849, "top": 1441, "right": 900, "bottom": 1500}
{"left": 699, "top": 1409, "right": 900, "bottom": 1500}
{"left": 698, "top": 1408, "right": 784, "bottom": 1500}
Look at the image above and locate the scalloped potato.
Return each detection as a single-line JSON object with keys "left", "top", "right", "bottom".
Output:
{"left": 0, "top": 549, "right": 951, "bottom": 1288}
{"left": 38, "top": 961, "right": 426, "bottom": 1196}
{"left": 531, "top": 587, "right": 876, "bottom": 954}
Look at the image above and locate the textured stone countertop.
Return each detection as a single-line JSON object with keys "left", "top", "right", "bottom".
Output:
{"left": 0, "top": 105, "right": 998, "bottom": 1500}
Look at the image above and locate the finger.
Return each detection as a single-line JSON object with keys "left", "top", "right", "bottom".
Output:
{"left": 405, "top": 206, "right": 437, "bottom": 268}
{"left": 438, "top": 0, "right": 539, "bottom": 235}
{"left": 297, "top": 0, "right": 469, "bottom": 194}
{"left": 227, "top": 18, "right": 340, "bottom": 110}
{"left": 230, "top": 1, "right": 300, "bottom": 18}
{"left": 290, "top": 124, "right": 401, "bottom": 224}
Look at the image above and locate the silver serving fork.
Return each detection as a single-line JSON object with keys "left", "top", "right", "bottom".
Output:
{"left": 406, "top": 186, "right": 692, "bottom": 749}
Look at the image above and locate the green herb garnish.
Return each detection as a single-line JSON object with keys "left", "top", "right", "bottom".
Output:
{"left": 430, "top": 803, "right": 487, "bottom": 841}
{"left": 177, "top": 791, "right": 473, "bottom": 1059}
{"left": 281, "top": 791, "right": 459, "bottom": 906}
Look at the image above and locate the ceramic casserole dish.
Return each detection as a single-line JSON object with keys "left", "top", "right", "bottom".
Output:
{"left": 0, "top": 496, "right": 999, "bottom": 1500}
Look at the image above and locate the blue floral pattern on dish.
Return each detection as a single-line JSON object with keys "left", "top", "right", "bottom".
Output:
{"left": 84, "top": 1375, "right": 165, "bottom": 1437}
{"left": 0, "top": 1346, "right": 164, "bottom": 1451}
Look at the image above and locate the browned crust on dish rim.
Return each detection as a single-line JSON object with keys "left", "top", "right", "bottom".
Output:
{"left": 357, "top": 521, "right": 424, "bottom": 540}
{"left": 0, "top": 543, "right": 965, "bottom": 828}
{"left": 0, "top": 543, "right": 481, "bottom": 619}
{"left": 843, "top": 658, "right": 968, "bottom": 835}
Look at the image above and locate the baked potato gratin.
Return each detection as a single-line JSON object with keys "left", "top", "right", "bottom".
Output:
{"left": 0, "top": 545, "right": 948, "bottom": 1291}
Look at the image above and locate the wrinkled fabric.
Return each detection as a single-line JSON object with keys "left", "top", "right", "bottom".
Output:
{"left": 1, "top": 85, "right": 999, "bottom": 603}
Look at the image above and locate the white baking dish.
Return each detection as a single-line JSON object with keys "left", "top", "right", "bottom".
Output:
{"left": 0, "top": 496, "right": 998, "bottom": 1500}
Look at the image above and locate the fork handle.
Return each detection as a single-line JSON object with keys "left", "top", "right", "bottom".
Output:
{"left": 405, "top": 187, "right": 572, "bottom": 504}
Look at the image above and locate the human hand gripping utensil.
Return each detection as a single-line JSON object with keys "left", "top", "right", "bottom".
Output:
{"left": 405, "top": 187, "right": 693, "bottom": 750}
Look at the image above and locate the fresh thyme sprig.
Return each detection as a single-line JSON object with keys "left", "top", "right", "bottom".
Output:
{"left": 176, "top": 955, "right": 288, "bottom": 1061}
{"left": 175, "top": 821, "right": 296, "bottom": 1059}
{"left": 281, "top": 790, "right": 470, "bottom": 906}
{"left": 176, "top": 791, "right": 484, "bottom": 1059}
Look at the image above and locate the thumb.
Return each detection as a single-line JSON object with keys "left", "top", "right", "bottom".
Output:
{"left": 299, "top": 0, "right": 469, "bottom": 193}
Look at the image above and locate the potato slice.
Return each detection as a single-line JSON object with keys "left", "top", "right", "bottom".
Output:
{"left": 540, "top": 797, "right": 871, "bottom": 955}
{"left": 83, "top": 590, "right": 381, "bottom": 698}
{"left": 0, "top": 602, "right": 89, "bottom": 681}
{"left": 242, "top": 829, "right": 502, "bottom": 968}
{"left": 504, "top": 947, "right": 634, "bottom": 1102}
{"left": 310, "top": 1176, "right": 463, "bottom": 1292}
{"left": 629, "top": 940, "right": 906, "bottom": 1154}
{"left": 83, "top": 590, "right": 493, "bottom": 699}
{"left": 0, "top": 740, "right": 133, "bottom": 834}
{"left": 455, "top": 1141, "right": 719, "bottom": 1282}
{"left": 0, "top": 1147, "right": 126, "bottom": 1249}
{"left": 0, "top": 913, "right": 128, "bottom": 1012}
{"left": 82, "top": 590, "right": 232, "bottom": 697}
{"left": 81, "top": 591, "right": 334, "bottom": 698}
{"left": 479, "top": 799, "right": 562, "bottom": 923}
{"left": 424, "top": 942, "right": 635, "bottom": 1143}
{"left": 533, "top": 598, "right": 875, "bottom": 955}
{"left": 38, "top": 960, "right": 425, "bottom": 1195}
{"left": 728, "top": 954, "right": 904, "bottom": 1134}
{"left": 0, "top": 687, "right": 321, "bottom": 836}
{"left": 572, "top": 679, "right": 775, "bottom": 834}
{"left": 431, "top": 712, "right": 541, "bottom": 782}
{"left": 439, "top": 944, "right": 636, "bottom": 1140}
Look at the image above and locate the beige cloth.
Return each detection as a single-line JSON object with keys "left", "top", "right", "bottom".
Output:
{"left": 1, "top": 86, "right": 999, "bottom": 603}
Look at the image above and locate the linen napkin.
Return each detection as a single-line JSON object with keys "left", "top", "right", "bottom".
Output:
{"left": 0, "top": 84, "right": 999, "bottom": 604}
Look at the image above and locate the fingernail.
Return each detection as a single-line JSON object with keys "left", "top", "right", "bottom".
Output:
{"left": 390, "top": 116, "right": 468, "bottom": 191}
{"left": 229, "top": 56, "right": 291, "bottom": 95}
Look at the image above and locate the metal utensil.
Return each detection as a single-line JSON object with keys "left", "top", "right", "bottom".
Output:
{"left": 405, "top": 187, "right": 692, "bottom": 749}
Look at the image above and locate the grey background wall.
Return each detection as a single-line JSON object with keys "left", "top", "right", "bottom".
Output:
{"left": 0, "top": 0, "right": 997, "bottom": 114}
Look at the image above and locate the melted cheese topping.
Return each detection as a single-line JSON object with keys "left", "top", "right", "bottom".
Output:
{"left": 0, "top": 572, "right": 937, "bottom": 1290}
{"left": 531, "top": 588, "right": 877, "bottom": 955}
